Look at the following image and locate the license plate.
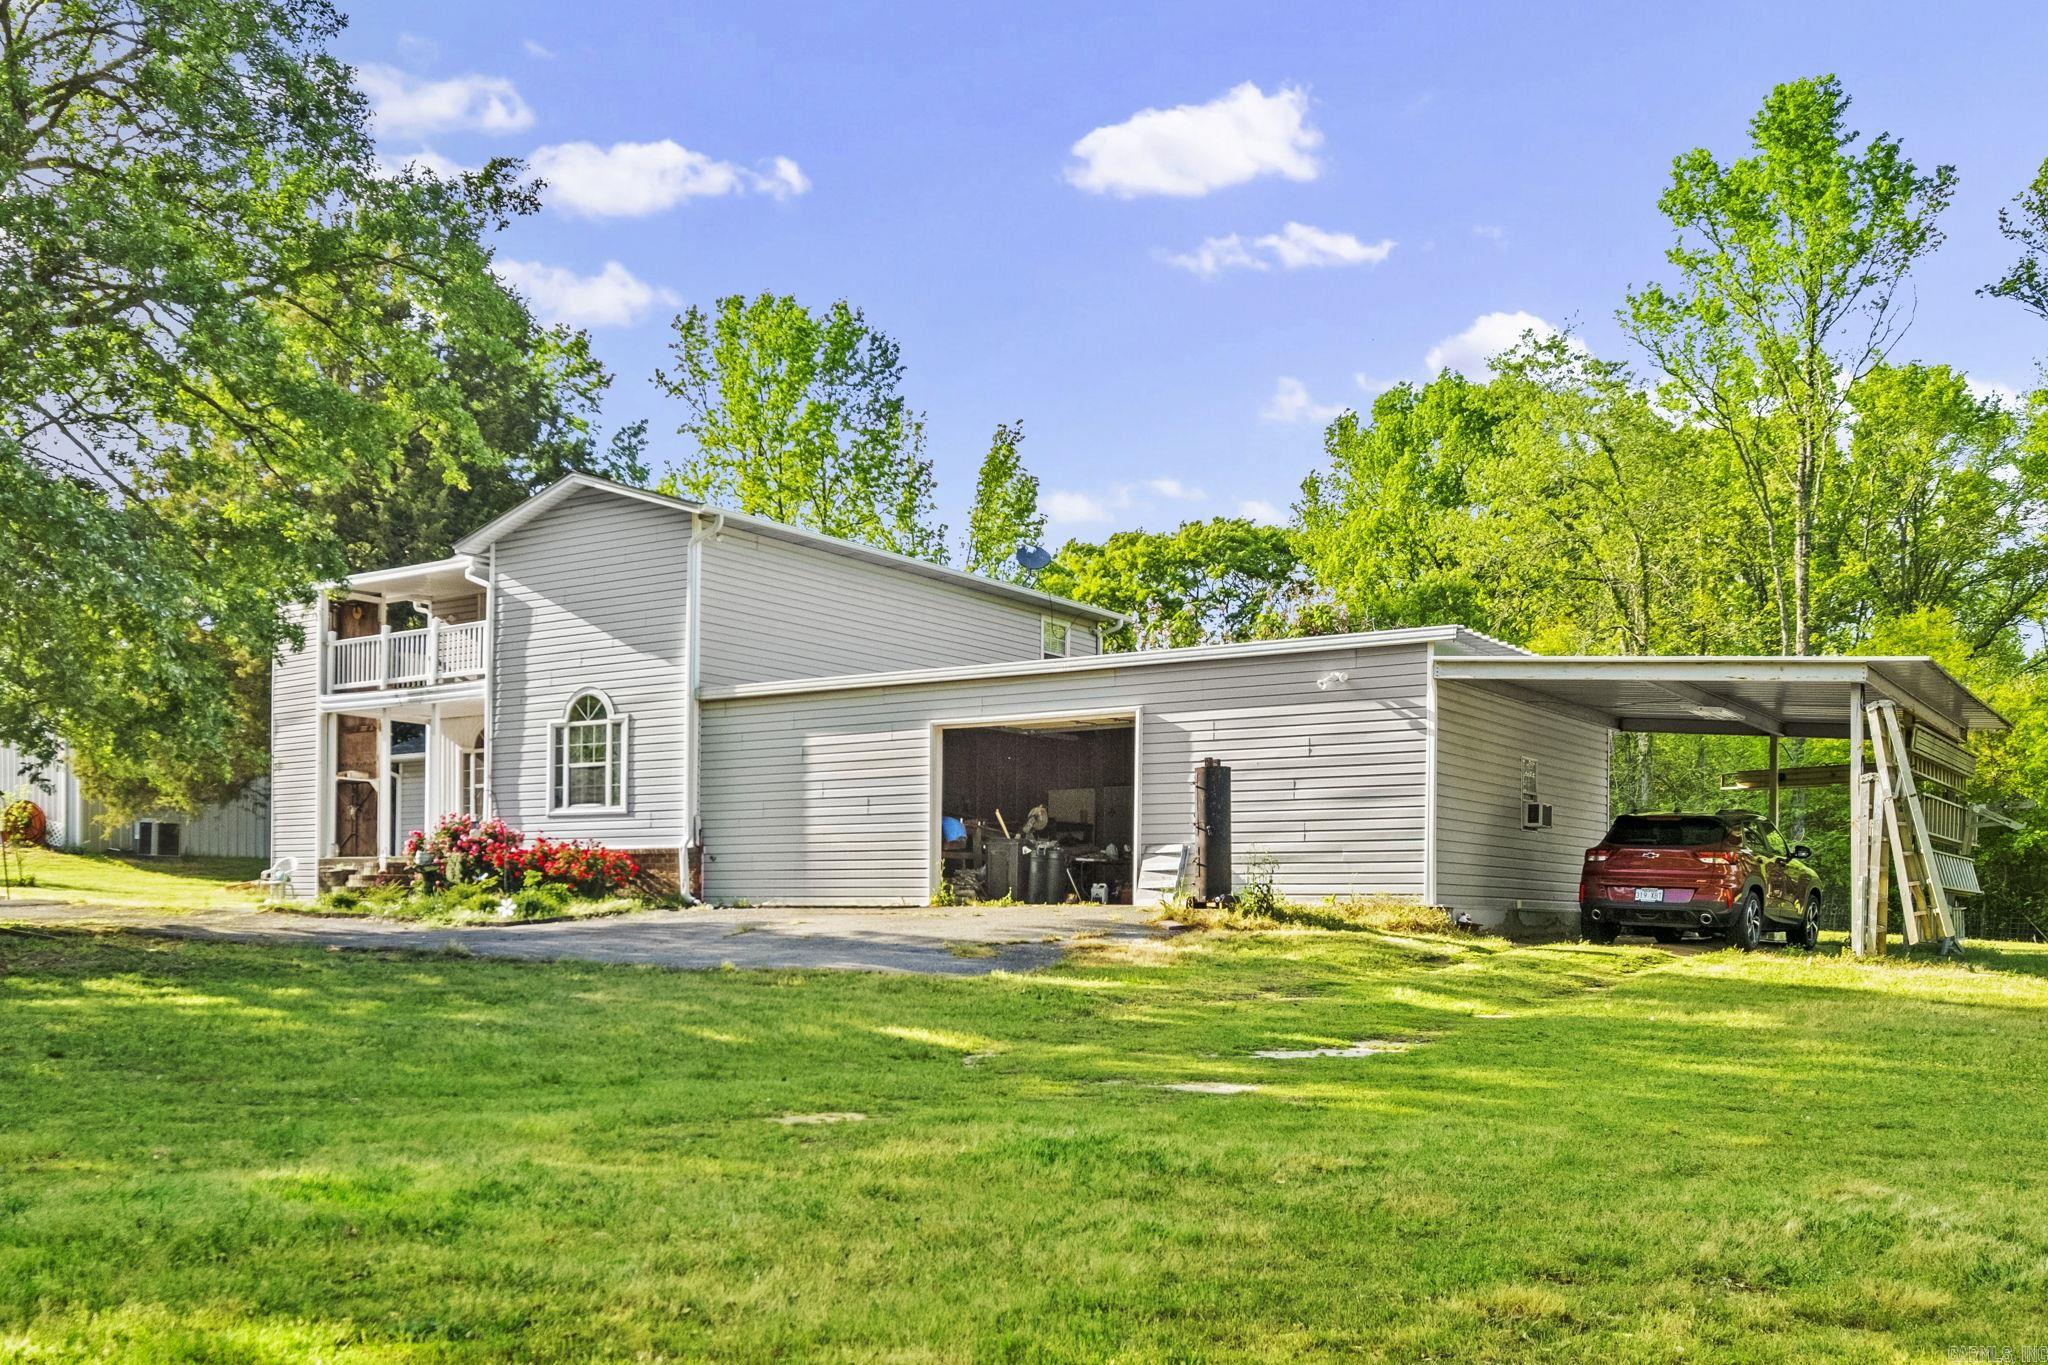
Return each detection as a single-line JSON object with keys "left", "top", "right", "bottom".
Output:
{"left": 1633, "top": 887, "right": 1664, "bottom": 903}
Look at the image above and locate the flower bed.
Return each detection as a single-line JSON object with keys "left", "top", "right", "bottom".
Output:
{"left": 307, "top": 814, "right": 652, "bottom": 923}
{"left": 402, "top": 813, "right": 640, "bottom": 896}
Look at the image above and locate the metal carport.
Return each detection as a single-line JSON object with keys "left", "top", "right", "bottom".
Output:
{"left": 1432, "top": 654, "right": 2008, "bottom": 952}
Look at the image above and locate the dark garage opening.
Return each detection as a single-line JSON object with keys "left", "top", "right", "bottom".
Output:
{"left": 939, "top": 717, "right": 1135, "bottom": 904}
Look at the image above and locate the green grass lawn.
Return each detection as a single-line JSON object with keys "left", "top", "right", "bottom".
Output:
{"left": 2, "top": 848, "right": 266, "bottom": 910}
{"left": 3, "top": 927, "right": 2045, "bottom": 1361}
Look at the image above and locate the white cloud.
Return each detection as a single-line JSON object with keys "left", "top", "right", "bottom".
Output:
{"left": 494, "top": 259, "right": 678, "bottom": 329}
{"left": 1354, "top": 371, "right": 1402, "bottom": 397}
{"left": 1966, "top": 375, "right": 2022, "bottom": 409}
{"left": 378, "top": 147, "right": 476, "bottom": 180}
{"left": 1161, "top": 234, "right": 1268, "bottom": 279}
{"left": 358, "top": 64, "right": 534, "bottom": 138}
{"left": 1255, "top": 222, "right": 1394, "bottom": 270}
{"left": 523, "top": 38, "right": 554, "bottom": 59}
{"left": 1261, "top": 376, "right": 1348, "bottom": 425}
{"left": 1424, "top": 310, "right": 1560, "bottom": 377}
{"left": 1239, "top": 499, "right": 1286, "bottom": 525}
{"left": 1472, "top": 224, "right": 1505, "bottom": 241}
{"left": 1165, "top": 222, "right": 1392, "bottom": 278}
{"left": 1067, "top": 82, "right": 1321, "bottom": 198}
{"left": 528, "top": 139, "right": 810, "bottom": 217}
{"left": 1044, "top": 490, "right": 1113, "bottom": 526}
{"left": 752, "top": 155, "right": 812, "bottom": 201}
{"left": 1146, "top": 477, "right": 1204, "bottom": 500}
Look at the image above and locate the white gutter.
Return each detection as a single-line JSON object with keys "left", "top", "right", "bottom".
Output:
{"left": 482, "top": 544, "right": 498, "bottom": 819}
{"left": 682, "top": 512, "right": 706, "bottom": 897}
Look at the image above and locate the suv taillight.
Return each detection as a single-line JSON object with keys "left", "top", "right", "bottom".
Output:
{"left": 1585, "top": 850, "right": 1611, "bottom": 863}
{"left": 1694, "top": 851, "right": 1735, "bottom": 865}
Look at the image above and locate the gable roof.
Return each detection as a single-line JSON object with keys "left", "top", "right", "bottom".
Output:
{"left": 452, "top": 474, "right": 1122, "bottom": 624}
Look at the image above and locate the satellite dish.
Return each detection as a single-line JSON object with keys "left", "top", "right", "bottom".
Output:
{"left": 1015, "top": 545, "right": 1053, "bottom": 572}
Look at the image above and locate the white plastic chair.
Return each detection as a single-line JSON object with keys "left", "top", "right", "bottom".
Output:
{"left": 256, "top": 857, "right": 297, "bottom": 902}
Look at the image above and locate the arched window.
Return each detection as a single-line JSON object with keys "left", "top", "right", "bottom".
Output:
{"left": 551, "top": 691, "right": 627, "bottom": 812}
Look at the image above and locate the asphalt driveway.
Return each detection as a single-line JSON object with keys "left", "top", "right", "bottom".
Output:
{"left": 0, "top": 900, "right": 1169, "bottom": 975}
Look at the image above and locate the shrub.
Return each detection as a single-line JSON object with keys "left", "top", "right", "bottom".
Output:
{"left": 403, "top": 813, "right": 640, "bottom": 896}
{"left": 2, "top": 798, "right": 47, "bottom": 847}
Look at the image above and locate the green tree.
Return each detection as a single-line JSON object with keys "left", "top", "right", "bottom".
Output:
{"left": 1983, "top": 154, "right": 2048, "bottom": 321}
{"left": 319, "top": 324, "right": 650, "bottom": 569}
{"left": 1832, "top": 364, "right": 2048, "bottom": 650}
{"left": 652, "top": 293, "right": 946, "bottom": 561}
{"left": 962, "top": 421, "right": 1045, "bottom": 581}
{"left": 1621, "top": 75, "right": 1956, "bottom": 654}
{"left": 1039, "top": 519, "right": 1315, "bottom": 651}
{"left": 1294, "top": 371, "right": 1510, "bottom": 634}
{"left": 0, "top": 0, "right": 533, "bottom": 812}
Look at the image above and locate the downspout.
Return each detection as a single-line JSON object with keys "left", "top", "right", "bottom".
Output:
{"left": 682, "top": 512, "right": 707, "bottom": 901}
{"left": 483, "top": 544, "right": 498, "bottom": 820}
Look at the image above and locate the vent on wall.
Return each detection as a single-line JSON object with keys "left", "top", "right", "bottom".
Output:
{"left": 133, "top": 820, "right": 182, "bottom": 857}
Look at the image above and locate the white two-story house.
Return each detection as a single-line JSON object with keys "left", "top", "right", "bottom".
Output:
{"left": 272, "top": 475, "right": 1117, "bottom": 897}
{"left": 272, "top": 474, "right": 2002, "bottom": 927}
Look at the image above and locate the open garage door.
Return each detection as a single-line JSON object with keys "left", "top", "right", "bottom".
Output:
{"left": 936, "top": 714, "right": 1135, "bottom": 904}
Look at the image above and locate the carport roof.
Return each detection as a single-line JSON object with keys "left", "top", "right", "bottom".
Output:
{"left": 1433, "top": 655, "right": 2004, "bottom": 741}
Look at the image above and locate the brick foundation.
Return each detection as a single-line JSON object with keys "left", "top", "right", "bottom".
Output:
{"left": 623, "top": 848, "right": 682, "bottom": 898}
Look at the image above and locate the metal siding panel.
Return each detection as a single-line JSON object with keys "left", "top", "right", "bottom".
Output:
{"left": 491, "top": 490, "right": 687, "bottom": 848}
{"left": 697, "top": 526, "right": 1093, "bottom": 686}
{"left": 1432, "top": 681, "right": 1611, "bottom": 924}
{"left": 270, "top": 605, "right": 323, "bottom": 894}
{"left": 699, "top": 645, "right": 1431, "bottom": 906}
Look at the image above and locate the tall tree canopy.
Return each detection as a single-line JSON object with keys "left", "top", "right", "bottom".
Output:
{"left": 0, "top": 0, "right": 536, "bottom": 812}
{"left": 317, "top": 327, "right": 650, "bottom": 569}
{"left": 1983, "top": 154, "right": 2048, "bottom": 320}
{"left": 1621, "top": 74, "right": 1956, "bottom": 654}
{"left": 961, "top": 420, "right": 1045, "bottom": 581}
{"left": 652, "top": 293, "right": 947, "bottom": 561}
{"left": 1039, "top": 519, "right": 1318, "bottom": 651}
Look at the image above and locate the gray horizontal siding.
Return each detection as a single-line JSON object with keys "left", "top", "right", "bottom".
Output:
{"left": 1432, "top": 679, "right": 1611, "bottom": 924}
{"left": 490, "top": 488, "right": 687, "bottom": 849}
{"left": 699, "top": 643, "right": 1431, "bottom": 906}
{"left": 698, "top": 525, "right": 1098, "bottom": 687}
{"left": 270, "top": 604, "right": 322, "bottom": 896}
{"left": 88, "top": 781, "right": 271, "bottom": 859}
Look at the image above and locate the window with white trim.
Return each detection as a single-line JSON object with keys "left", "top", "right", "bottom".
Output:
{"left": 551, "top": 691, "right": 627, "bottom": 812}
{"left": 461, "top": 747, "right": 486, "bottom": 816}
{"left": 1041, "top": 618, "right": 1070, "bottom": 660}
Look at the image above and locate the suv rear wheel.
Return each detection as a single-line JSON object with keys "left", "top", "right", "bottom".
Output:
{"left": 1581, "top": 911, "right": 1619, "bottom": 945}
{"left": 1729, "top": 889, "right": 1763, "bottom": 952}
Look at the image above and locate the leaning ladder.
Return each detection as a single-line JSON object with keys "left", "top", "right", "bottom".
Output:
{"left": 1858, "top": 699, "right": 1957, "bottom": 951}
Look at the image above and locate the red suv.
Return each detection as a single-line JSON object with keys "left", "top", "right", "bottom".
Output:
{"left": 1579, "top": 812, "right": 1821, "bottom": 950}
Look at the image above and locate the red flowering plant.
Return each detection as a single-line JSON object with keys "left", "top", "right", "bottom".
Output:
{"left": 403, "top": 813, "right": 639, "bottom": 895}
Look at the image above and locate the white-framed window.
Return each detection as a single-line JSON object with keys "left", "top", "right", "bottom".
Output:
{"left": 1042, "top": 617, "right": 1070, "bottom": 660}
{"left": 461, "top": 747, "right": 486, "bottom": 816}
{"left": 550, "top": 690, "right": 627, "bottom": 813}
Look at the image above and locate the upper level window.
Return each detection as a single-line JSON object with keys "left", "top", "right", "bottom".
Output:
{"left": 551, "top": 691, "right": 626, "bottom": 812}
{"left": 1042, "top": 618, "right": 1070, "bottom": 659}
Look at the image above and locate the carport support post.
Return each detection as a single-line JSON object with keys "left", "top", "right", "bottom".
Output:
{"left": 1766, "top": 736, "right": 1780, "bottom": 827}
{"left": 1849, "top": 684, "right": 1867, "bottom": 957}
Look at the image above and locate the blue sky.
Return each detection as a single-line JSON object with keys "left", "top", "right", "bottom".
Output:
{"left": 337, "top": 0, "right": 2048, "bottom": 544}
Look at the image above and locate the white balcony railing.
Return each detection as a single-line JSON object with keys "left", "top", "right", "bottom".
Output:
{"left": 327, "top": 620, "right": 487, "bottom": 693}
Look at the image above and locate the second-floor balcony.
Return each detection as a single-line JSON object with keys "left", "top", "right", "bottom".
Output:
{"left": 327, "top": 619, "right": 487, "bottom": 694}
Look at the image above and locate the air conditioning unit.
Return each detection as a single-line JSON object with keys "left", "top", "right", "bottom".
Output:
{"left": 1522, "top": 801, "right": 1553, "bottom": 831}
{"left": 134, "top": 820, "right": 183, "bottom": 857}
